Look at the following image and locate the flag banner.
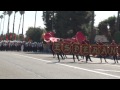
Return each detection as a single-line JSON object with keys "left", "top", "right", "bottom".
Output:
{"left": 100, "top": 45, "right": 108, "bottom": 56}
{"left": 90, "top": 45, "right": 100, "bottom": 56}
{"left": 43, "top": 31, "right": 86, "bottom": 43}
{"left": 61, "top": 42, "right": 71, "bottom": 55}
{"left": 52, "top": 42, "right": 119, "bottom": 56}
{"left": 81, "top": 44, "right": 90, "bottom": 56}
{"left": 52, "top": 42, "right": 61, "bottom": 53}
{"left": 72, "top": 43, "right": 81, "bottom": 55}
{"left": 108, "top": 45, "right": 118, "bottom": 56}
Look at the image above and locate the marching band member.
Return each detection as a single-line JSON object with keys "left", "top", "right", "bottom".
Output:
{"left": 111, "top": 40, "right": 118, "bottom": 63}
{"left": 96, "top": 40, "right": 108, "bottom": 63}
{"left": 84, "top": 39, "right": 93, "bottom": 63}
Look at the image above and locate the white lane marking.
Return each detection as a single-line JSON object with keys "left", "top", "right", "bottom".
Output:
{"left": 104, "top": 64, "right": 120, "bottom": 68}
{"left": 13, "top": 53, "right": 51, "bottom": 63}
{"left": 13, "top": 53, "right": 120, "bottom": 79}
{"left": 95, "top": 69, "right": 120, "bottom": 73}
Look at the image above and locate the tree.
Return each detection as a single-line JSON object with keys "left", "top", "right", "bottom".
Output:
{"left": 34, "top": 11, "right": 37, "bottom": 28}
{"left": 114, "top": 31, "right": 120, "bottom": 43}
{"left": 98, "top": 19, "right": 108, "bottom": 36}
{"left": 98, "top": 16, "right": 117, "bottom": 42}
{"left": 0, "top": 15, "right": 3, "bottom": 34}
{"left": 7, "top": 11, "right": 13, "bottom": 34}
{"left": 43, "top": 11, "right": 55, "bottom": 32}
{"left": 107, "top": 16, "right": 116, "bottom": 41}
{"left": 18, "top": 11, "right": 24, "bottom": 35}
{"left": 2, "top": 11, "right": 7, "bottom": 35}
{"left": 21, "top": 11, "right": 25, "bottom": 41}
{"left": 12, "top": 11, "right": 18, "bottom": 40}
{"left": 26, "top": 27, "right": 45, "bottom": 42}
{"left": 55, "top": 11, "right": 92, "bottom": 38}
{"left": 43, "top": 11, "right": 93, "bottom": 38}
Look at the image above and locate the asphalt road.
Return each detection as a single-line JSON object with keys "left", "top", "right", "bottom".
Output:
{"left": 0, "top": 51, "right": 120, "bottom": 79}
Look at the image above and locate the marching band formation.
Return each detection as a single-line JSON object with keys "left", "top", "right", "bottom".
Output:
{"left": 0, "top": 39, "right": 120, "bottom": 64}
{"left": 0, "top": 41, "right": 44, "bottom": 52}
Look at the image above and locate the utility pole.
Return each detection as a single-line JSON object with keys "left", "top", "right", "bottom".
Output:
{"left": 90, "top": 11, "right": 94, "bottom": 43}
{"left": 51, "top": 11, "right": 54, "bottom": 31}
{"left": 117, "top": 11, "right": 120, "bottom": 31}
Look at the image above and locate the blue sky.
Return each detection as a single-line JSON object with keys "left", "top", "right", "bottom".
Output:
{"left": 0, "top": 11, "right": 118, "bottom": 35}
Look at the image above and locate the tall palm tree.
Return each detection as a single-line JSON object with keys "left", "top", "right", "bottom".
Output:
{"left": 22, "top": 11, "right": 25, "bottom": 35}
{"left": 18, "top": 11, "right": 23, "bottom": 35}
{"left": 18, "top": 11, "right": 25, "bottom": 40}
{"left": 2, "top": 11, "right": 7, "bottom": 35}
{"left": 7, "top": 11, "right": 13, "bottom": 34}
{"left": 0, "top": 15, "right": 3, "bottom": 34}
{"left": 22, "top": 11, "right": 25, "bottom": 41}
{"left": 34, "top": 11, "right": 37, "bottom": 28}
{"left": 12, "top": 11, "right": 18, "bottom": 40}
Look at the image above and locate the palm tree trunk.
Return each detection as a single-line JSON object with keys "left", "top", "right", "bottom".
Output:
{"left": 34, "top": 11, "right": 37, "bottom": 28}
{"left": 12, "top": 12, "right": 16, "bottom": 40}
{"left": 0, "top": 19, "right": 2, "bottom": 34}
{"left": 22, "top": 14, "right": 24, "bottom": 41}
{"left": 18, "top": 15, "right": 22, "bottom": 35}
{"left": 2, "top": 15, "right": 5, "bottom": 35}
{"left": 7, "top": 15, "right": 10, "bottom": 34}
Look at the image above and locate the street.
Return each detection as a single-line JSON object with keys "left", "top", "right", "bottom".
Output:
{"left": 0, "top": 51, "right": 120, "bottom": 79}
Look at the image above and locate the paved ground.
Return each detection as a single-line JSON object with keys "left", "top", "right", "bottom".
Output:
{"left": 0, "top": 51, "right": 120, "bottom": 79}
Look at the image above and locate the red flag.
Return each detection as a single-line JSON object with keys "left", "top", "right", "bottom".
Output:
{"left": 49, "top": 32, "right": 55, "bottom": 37}
{"left": 43, "top": 32, "right": 53, "bottom": 43}
{"left": 10, "top": 34, "right": 12, "bottom": 40}
{"left": 43, "top": 32, "right": 55, "bottom": 43}
{"left": 75, "top": 32, "right": 86, "bottom": 43}
{"left": 6, "top": 34, "right": 8, "bottom": 40}
{"left": 49, "top": 37, "right": 60, "bottom": 42}
{"left": 14, "top": 34, "right": 16, "bottom": 40}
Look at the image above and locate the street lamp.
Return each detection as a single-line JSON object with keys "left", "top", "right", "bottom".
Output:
{"left": 107, "top": 24, "right": 111, "bottom": 35}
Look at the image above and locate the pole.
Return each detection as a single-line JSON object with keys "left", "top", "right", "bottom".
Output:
{"left": 52, "top": 11, "right": 54, "bottom": 32}
{"left": 90, "top": 11, "right": 94, "bottom": 43}
{"left": 117, "top": 11, "right": 120, "bottom": 31}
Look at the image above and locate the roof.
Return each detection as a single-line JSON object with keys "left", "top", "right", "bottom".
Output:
{"left": 94, "top": 35, "right": 109, "bottom": 42}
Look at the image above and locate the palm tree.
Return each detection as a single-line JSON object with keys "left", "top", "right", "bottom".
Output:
{"left": 18, "top": 11, "right": 24, "bottom": 35}
{"left": 34, "top": 11, "right": 37, "bottom": 28}
{"left": 12, "top": 11, "right": 18, "bottom": 40}
{"left": 22, "top": 11, "right": 25, "bottom": 41}
{"left": 7, "top": 11, "right": 13, "bottom": 34}
{"left": 22, "top": 11, "right": 25, "bottom": 35}
{"left": 2, "top": 11, "right": 7, "bottom": 35}
{"left": 0, "top": 15, "right": 3, "bottom": 34}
